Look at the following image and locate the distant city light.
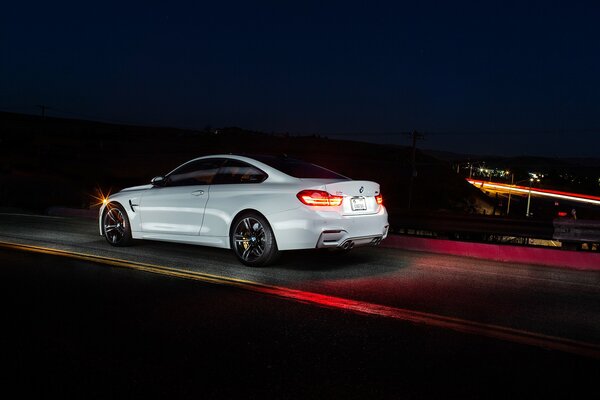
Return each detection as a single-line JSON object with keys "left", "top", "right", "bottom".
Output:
{"left": 528, "top": 172, "right": 544, "bottom": 181}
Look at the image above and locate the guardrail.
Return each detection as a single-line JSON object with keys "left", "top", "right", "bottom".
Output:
{"left": 553, "top": 219, "right": 600, "bottom": 246}
{"left": 387, "top": 210, "right": 599, "bottom": 250}
{"left": 388, "top": 211, "right": 554, "bottom": 238}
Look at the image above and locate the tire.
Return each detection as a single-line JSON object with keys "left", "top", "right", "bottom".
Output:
{"left": 102, "top": 203, "right": 133, "bottom": 247}
{"left": 230, "top": 212, "right": 279, "bottom": 267}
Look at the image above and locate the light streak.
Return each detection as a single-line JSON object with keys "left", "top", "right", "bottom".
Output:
{"left": 467, "top": 179, "right": 600, "bottom": 206}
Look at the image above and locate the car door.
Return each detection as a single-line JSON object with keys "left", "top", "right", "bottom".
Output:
{"left": 138, "top": 158, "right": 224, "bottom": 235}
{"left": 202, "top": 159, "right": 268, "bottom": 237}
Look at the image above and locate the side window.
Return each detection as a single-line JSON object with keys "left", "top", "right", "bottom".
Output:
{"left": 214, "top": 159, "right": 268, "bottom": 184}
{"left": 166, "top": 159, "right": 224, "bottom": 187}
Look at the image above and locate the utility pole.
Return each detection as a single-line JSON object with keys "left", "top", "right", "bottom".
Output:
{"left": 37, "top": 104, "right": 48, "bottom": 119}
{"left": 407, "top": 130, "right": 425, "bottom": 209}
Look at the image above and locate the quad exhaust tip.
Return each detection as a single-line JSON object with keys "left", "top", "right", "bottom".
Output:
{"left": 339, "top": 237, "right": 383, "bottom": 250}
{"left": 341, "top": 240, "right": 354, "bottom": 250}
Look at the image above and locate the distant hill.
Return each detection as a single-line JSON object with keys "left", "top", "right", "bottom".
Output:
{"left": 0, "top": 111, "right": 492, "bottom": 214}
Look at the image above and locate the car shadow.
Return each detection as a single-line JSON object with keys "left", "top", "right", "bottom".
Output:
{"left": 276, "top": 248, "right": 379, "bottom": 272}
{"left": 132, "top": 239, "right": 382, "bottom": 272}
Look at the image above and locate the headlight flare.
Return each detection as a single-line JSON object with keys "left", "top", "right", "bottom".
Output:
{"left": 90, "top": 186, "right": 112, "bottom": 207}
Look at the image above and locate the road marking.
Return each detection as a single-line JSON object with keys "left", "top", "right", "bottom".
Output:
{"left": 0, "top": 212, "right": 66, "bottom": 219}
{"left": 1, "top": 240, "right": 599, "bottom": 359}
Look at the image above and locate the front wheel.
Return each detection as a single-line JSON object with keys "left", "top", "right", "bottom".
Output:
{"left": 102, "top": 203, "right": 133, "bottom": 247}
{"left": 231, "top": 213, "right": 279, "bottom": 267}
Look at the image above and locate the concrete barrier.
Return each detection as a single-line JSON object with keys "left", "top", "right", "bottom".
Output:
{"left": 382, "top": 235, "right": 600, "bottom": 271}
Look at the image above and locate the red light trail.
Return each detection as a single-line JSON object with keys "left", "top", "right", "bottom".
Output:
{"left": 467, "top": 179, "right": 600, "bottom": 206}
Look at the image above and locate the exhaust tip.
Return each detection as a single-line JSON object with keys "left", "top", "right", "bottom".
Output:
{"left": 370, "top": 237, "right": 382, "bottom": 246}
{"left": 340, "top": 240, "right": 354, "bottom": 250}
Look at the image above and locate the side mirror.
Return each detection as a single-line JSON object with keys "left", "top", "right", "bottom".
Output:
{"left": 151, "top": 176, "right": 166, "bottom": 186}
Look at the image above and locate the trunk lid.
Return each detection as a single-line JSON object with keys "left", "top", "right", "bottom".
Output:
{"left": 324, "top": 180, "right": 381, "bottom": 215}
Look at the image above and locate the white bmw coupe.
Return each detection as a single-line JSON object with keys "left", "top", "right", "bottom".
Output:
{"left": 99, "top": 154, "right": 389, "bottom": 266}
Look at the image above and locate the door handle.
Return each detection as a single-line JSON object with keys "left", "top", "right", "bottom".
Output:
{"left": 191, "top": 190, "right": 204, "bottom": 196}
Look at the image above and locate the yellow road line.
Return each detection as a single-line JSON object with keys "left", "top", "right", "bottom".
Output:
{"left": 1, "top": 240, "right": 599, "bottom": 359}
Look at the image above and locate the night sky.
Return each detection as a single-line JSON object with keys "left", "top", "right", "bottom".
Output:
{"left": 2, "top": 1, "right": 600, "bottom": 157}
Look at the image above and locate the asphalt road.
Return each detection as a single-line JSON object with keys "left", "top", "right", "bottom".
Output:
{"left": 3, "top": 247, "right": 599, "bottom": 399}
{"left": 1, "top": 212, "right": 599, "bottom": 345}
{"left": 0, "top": 214, "right": 600, "bottom": 398}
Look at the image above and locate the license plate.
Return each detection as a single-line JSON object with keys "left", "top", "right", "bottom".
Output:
{"left": 350, "top": 197, "right": 367, "bottom": 211}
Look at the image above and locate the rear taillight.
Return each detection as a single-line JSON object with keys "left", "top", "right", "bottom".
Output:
{"left": 297, "top": 190, "right": 343, "bottom": 206}
{"left": 375, "top": 194, "right": 383, "bottom": 205}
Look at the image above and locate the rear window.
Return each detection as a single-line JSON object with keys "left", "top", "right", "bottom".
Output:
{"left": 252, "top": 156, "right": 348, "bottom": 180}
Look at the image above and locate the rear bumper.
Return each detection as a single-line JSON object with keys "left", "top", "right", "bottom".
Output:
{"left": 316, "top": 230, "right": 388, "bottom": 249}
{"left": 267, "top": 205, "right": 389, "bottom": 251}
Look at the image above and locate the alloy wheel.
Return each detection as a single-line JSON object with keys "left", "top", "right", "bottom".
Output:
{"left": 103, "top": 206, "right": 128, "bottom": 245}
{"left": 233, "top": 217, "right": 266, "bottom": 262}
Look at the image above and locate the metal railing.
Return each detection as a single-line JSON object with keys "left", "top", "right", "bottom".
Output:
{"left": 388, "top": 210, "right": 599, "bottom": 251}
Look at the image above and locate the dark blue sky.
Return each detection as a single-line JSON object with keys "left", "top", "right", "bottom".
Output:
{"left": 2, "top": 1, "right": 600, "bottom": 157}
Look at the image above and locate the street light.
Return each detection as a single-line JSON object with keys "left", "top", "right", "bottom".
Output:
{"left": 526, "top": 178, "right": 533, "bottom": 217}
{"left": 506, "top": 176, "right": 536, "bottom": 217}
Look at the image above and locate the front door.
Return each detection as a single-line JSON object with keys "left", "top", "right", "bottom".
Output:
{"left": 139, "top": 158, "right": 223, "bottom": 235}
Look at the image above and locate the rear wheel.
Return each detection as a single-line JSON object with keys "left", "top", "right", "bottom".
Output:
{"left": 231, "top": 212, "right": 279, "bottom": 267}
{"left": 102, "top": 203, "right": 133, "bottom": 247}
